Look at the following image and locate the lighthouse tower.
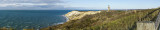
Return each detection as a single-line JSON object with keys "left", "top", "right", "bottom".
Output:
{"left": 108, "top": 5, "right": 110, "bottom": 12}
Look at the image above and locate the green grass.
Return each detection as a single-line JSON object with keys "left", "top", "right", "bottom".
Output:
{"left": 41, "top": 8, "right": 160, "bottom": 30}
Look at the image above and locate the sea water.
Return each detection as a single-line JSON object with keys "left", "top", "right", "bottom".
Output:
{"left": 0, "top": 10, "right": 71, "bottom": 30}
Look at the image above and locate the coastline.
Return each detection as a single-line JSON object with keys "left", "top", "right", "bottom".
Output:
{"left": 46, "top": 15, "right": 69, "bottom": 26}
{"left": 62, "top": 15, "right": 69, "bottom": 22}
{"left": 53, "top": 15, "right": 69, "bottom": 25}
{"left": 39, "top": 15, "right": 69, "bottom": 29}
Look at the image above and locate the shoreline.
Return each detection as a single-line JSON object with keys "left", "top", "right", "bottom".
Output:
{"left": 44, "top": 15, "right": 69, "bottom": 27}
{"left": 53, "top": 15, "right": 69, "bottom": 25}
{"left": 62, "top": 15, "right": 69, "bottom": 22}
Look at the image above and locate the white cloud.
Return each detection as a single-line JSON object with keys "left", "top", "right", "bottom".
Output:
{"left": 0, "top": 3, "right": 22, "bottom": 7}
{"left": 0, "top": 0, "right": 69, "bottom": 10}
{"left": 0, "top": 0, "right": 62, "bottom": 3}
{"left": 0, "top": 3, "right": 49, "bottom": 7}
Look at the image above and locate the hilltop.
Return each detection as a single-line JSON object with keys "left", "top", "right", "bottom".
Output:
{"left": 41, "top": 8, "right": 160, "bottom": 30}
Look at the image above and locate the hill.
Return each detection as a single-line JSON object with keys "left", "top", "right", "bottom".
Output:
{"left": 41, "top": 8, "right": 160, "bottom": 30}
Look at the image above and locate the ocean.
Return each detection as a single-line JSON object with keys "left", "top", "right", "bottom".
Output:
{"left": 0, "top": 10, "right": 72, "bottom": 30}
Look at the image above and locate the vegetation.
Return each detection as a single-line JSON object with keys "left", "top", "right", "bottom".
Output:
{"left": 41, "top": 8, "right": 160, "bottom": 30}
{"left": 0, "top": 8, "right": 159, "bottom": 30}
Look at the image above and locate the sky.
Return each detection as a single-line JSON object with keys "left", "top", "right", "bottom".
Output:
{"left": 0, "top": 0, "right": 159, "bottom": 10}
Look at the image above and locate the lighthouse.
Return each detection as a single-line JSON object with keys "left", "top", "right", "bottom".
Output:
{"left": 108, "top": 5, "right": 110, "bottom": 12}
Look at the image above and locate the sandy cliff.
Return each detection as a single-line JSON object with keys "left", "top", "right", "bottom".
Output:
{"left": 65, "top": 11, "right": 101, "bottom": 21}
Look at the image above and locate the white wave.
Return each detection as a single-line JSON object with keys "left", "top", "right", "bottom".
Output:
{"left": 56, "top": 22, "right": 64, "bottom": 24}
{"left": 61, "top": 15, "right": 69, "bottom": 22}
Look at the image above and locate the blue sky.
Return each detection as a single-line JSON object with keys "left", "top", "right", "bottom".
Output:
{"left": 0, "top": 0, "right": 159, "bottom": 10}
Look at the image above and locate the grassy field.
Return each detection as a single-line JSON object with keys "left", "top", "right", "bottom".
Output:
{"left": 40, "top": 8, "right": 160, "bottom": 30}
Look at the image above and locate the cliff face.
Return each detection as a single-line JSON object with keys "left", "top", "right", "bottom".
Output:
{"left": 65, "top": 11, "right": 101, "bottom": 21}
